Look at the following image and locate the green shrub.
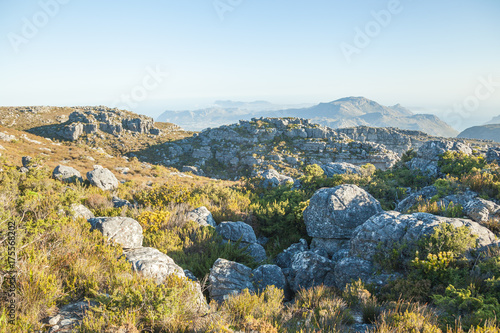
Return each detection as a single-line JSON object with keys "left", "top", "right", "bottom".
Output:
{"left": 433, "top": 284, "right": 500, "bottom": 329}
{"left": 439, "top": 151, "right": 486, "bottom": 177}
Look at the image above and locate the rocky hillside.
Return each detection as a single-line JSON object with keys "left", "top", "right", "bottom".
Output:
{"left": 0, "top": 106, "right": 193, "bottom": 157}
{"left": 458, "top": 124, "right": 500, "bottom": 143}
{"left": 136, "top": 117, "right": 400, "bottom": 179}
{"left": 157, "top": 97, "right": 458, "bottom": 137}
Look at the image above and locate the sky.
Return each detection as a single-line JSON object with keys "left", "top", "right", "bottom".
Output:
{"left": 0, "top": 0, "right": 499, "bottom": 130}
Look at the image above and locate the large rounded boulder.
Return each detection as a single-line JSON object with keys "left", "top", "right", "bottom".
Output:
{"left": 124, "top": 247, "right": 185, "bottom": 283}
{"left": 208, "top": 258, "right": 255, "bottom": 302}
{"left": 303, "top": 184, "right": 383, "bottom": 240}
{"left": 88, "top": 217, "right": 143, "bottom": 249}
{"left": 53, "top": 165, "right": 83, "bottom": 183}
{"left": 87, "top": 165, "right": 119, "bottom": 191}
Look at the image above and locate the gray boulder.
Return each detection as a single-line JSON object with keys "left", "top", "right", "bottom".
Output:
{"left": 396, "top": 186, "right": 477, "bottom": 214}
{"left": 208, "top": 258, "right": 255, "bottom": 302}
{"left": 22, "top": 156, "right": 37, "bottom": 169}
{"left": 289, "top": 251, "right": 336, "bottom": 293}
{"left": 53, "top": 165, "right": 83, "bottom": 183}
{"left": 349, "top": 211, "right": 496, "bottom": 261}
{"left": 334, "top": 257, "right": 374, "bottom": 289}
{"left": 321, "top": 162, "right": 362, "bottom": 177}
{"left": 58, "top": 122, "right": 84, "bottom": 141}
{"left": 310, "top": 238, "right": 348, "bottom": 257}
{"left": 215, "top": 221, "right": 267, "bottom": 262}
{"left": 87, "top": 165, "right": 119, "bottom": 191}
{"left": 124, "top": 247, "right": 185, "bottom": 283}
{"left": 303, "top": 184, "right": 383, "bottom": 239}
{"left": 464, "top": 198, "right": 500, "bottom": 223}
{"left": 186, "top": 206, "right": 216, "bottom": 227}
{"left": 486, "top": 147, "right": 500, "bottom": 165}
{"left": 216, "top": 221, "right": 257, "bottom": 243}
{"left": 182, "top": 166, "right": 204, "bottom": 176}
{"left": 252, "top": 264, "right": 286, "bottom": 292}
{"left": 396, "top": 186, "right": 438, "bottom": 213}
{"left": 261, "top": 169, "right": 294, "bottom": 188}
{"left": 244, "top": 243, "right": 267, "bottom": 262}
{"left": 70, "top": 204, "right": 94, "bottom": 220}
{"left": 275, "top": 239, "right": 309, "bottom": 269}
{"left": 112, "top": 196, "right": 132, "bottom": 208}
{"left": 88, "top": 217, "right": 143, "bottom": 249}
{"left": 408, "top": 140, "right": 472, "bottom": 177}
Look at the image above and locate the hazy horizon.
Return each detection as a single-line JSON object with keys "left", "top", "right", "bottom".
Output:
{"left": 1, "top": 0, "right": 499, "bottom": 131}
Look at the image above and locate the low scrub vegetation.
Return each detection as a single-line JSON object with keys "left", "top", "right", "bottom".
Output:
{"left": 2, "top": 147, "right": 500, "bottom": 332}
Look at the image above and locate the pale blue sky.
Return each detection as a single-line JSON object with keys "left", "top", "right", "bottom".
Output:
{"left": 0, "top": 0, "right": 499, "bottom": 128}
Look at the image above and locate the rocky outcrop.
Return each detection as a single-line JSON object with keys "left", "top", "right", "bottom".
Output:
{"left": 396, "top": 186, "right": 439, "bottom": 213}
{"left": 57, "top": 107, "right": 160, "bottom": 141}
{"left": 349, "top": 211, "right": 496, "bottom": 262}
{"left": 407, "top": 140, "right": 473, "bottom": 177}
{"left": 396, "top": 186, "right": 478, "bottom": 214}
{"left": 124, "top": 247, "right": 185, "bottom": 283}
{"left": 216, "top": 221, "right": 266, "bottom": 262}
{"left": 464, "top": 198, "right": 500, "bottom": 223}
{"left": 0, "top": 131, "right": 16, "bottom": 142}
{"left": 208, "top": 258, "right": 255, "bottom": 302}
{"left": 303, "top": 185, "right": 383, "bottom": 256}
{"left": 46, "top": 300, "right": 96, "bottom": 333}
{"left": 53, "top": 165, "right": 83, "bottom": 183}
{"left": 261, "top": 169, "right": 294, "bottom": 188}
{"left": 186, "top": 206, "right": 216, "bottom": 227}
{"left": 487, "top": 147, "right": 500, "bottom": 165}
{"left": 88, "top": 217, "right": 143, "bottom": 249}
{"left": 321, "top": 162, "right": 362, "bottom": 177}
{"left": 87, "top": 165, "right": 119, "bottom": 191}
{"left": 155, "top": 117, "right": 400, "bottom": 180}
{"left": 336, "top": 126, "right": 434, "bottom": 156}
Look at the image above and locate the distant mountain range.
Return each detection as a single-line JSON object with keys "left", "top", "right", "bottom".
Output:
{"left": 157, "top": 97, "right": 458, "bottom": 137}
{"left": 458, "top": 115, "right": 500, "bottom": 143}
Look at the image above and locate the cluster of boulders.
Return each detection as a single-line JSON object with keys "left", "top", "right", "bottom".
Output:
{"left": 205, "top": 183, "right": 497, "bottom": 305}
{"left": 157, "top": 117, "right": 400, "bottom": 179}
{"left": 260, "top": 169, "right": 295, "bottom": 188}
{"left": 52, "top": 164, "right": 119, "bottom": 191}
{"left": 407, "top": 140, "right": 473, "bottom": 177}
{"left": 57, "top": 106, "right": 161, "bottom": 141}
{"left": 396, "top": 185, "right": 500, "bottom": 224}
